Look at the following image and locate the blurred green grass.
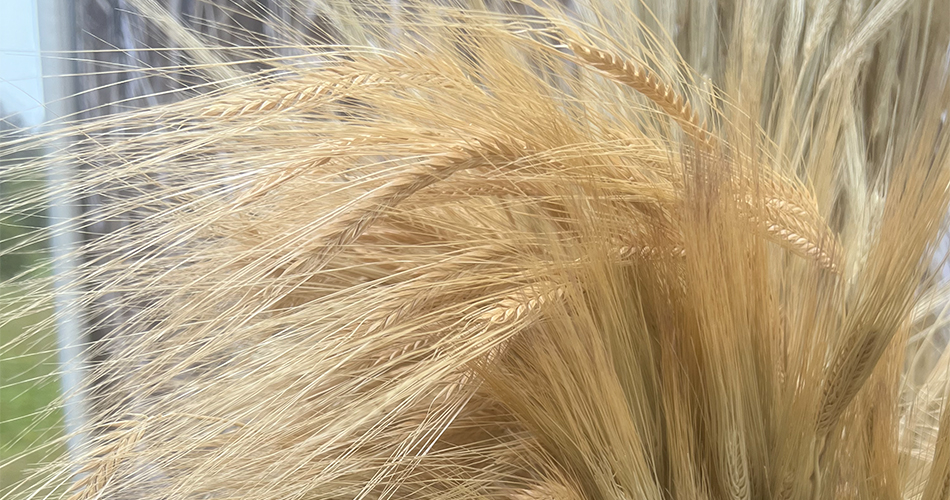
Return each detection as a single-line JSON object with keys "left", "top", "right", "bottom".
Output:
{"left": 1, "top": 283, "right": 64, "bottom": 489}
{"left": 2, "top": 125, "right": 64, "bottom": 490}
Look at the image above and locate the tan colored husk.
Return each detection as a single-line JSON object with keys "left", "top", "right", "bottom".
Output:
{"left": 2, "top": 1, "right": 949, "bottom": 500}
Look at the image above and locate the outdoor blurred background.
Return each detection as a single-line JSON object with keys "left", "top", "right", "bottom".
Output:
{"left": 1, "top": 0, "right": 349, "bottom": 487}
{"left": 3, "top": 1, "right": 62, "bottom": 487}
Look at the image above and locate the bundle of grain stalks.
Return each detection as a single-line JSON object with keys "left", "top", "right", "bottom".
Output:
{"left": 1, "top": 0, "right": 949, "bottom": 498}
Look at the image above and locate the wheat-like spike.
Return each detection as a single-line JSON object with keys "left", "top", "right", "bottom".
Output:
{"left": 201, "top": 77, "right": 364, "bottom": 118}
{"left": 373, "top": 339, "right": 431, "bottom": 367}
{"left": 65, "top": 420, "right": 148, "bottom": 500}
{"left": 283, "top": 135, "right": 531, "bottom": 275}
{"left": 614, "top": 243, "right": 687, "bottom": 260}
{"left": 480, "top": 282, "right": 566, "bottom": 324}
{"left": 231, "top": 158, "right": 331, "bottom": 209}
{"left": 568, "top": 40, "right": 839, "bottom": 272}
{"left": 756, "top": 187, "right": 842, "bottom": 271}
{"left": 567, "top": 39, "right": 716, "bottom": 148}
{"left": 743, "top": 198, "right": 840, "bottom": 272}
{"left": 387, "top": 164, "right": 838, "bottom": 272}
{"left": 816, "top": 331, "right": 881, "bottom": 435}
{"left": 366, "top": 231, "right": 680, "bottom": 355}
{"left": 726, "top": 428, "right": 751, "bottom": 500}
{"left": 200, "top": 62, "right": 455, "bottom": 119}
{"left": 818, "top": 82, "right": 950, "bottom": 437}
{"left": 363, "top": 249, "right": 507, "bottom": 335}
{"left": 765, "top": 224, "right": 838, "bottom": 271}
{"left": 395, "top": 169, "right": 836, "bottom": 276}
{"left": 62, "top": 412, "right": 247, "bottom": 500}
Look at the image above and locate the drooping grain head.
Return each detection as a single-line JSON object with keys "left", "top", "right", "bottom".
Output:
{"left": 1, "top": 1, "right": 949, "bottom": 500}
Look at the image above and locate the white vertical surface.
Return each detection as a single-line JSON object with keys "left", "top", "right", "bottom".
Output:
{"left": 36, "top": 0, "right": 87, "bottom": 462}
